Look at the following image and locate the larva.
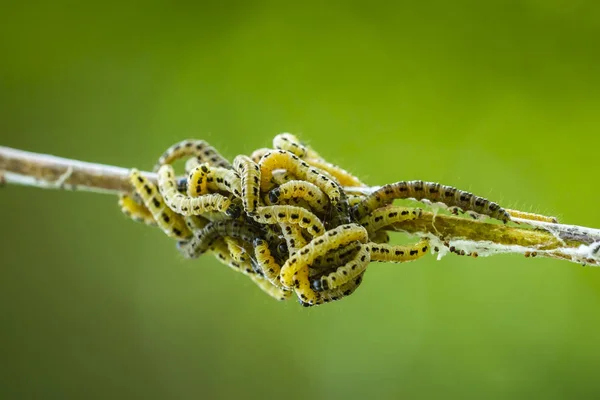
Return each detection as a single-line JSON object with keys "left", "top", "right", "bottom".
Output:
{"left": 249, "top": 274, "right": 292, "bottom": 301}
{"left": 259, "top": 150, "right": 342, "bottom": 204}
{"left": 254, "top": 238, "right": 286, "bottom": 288}
{"left": 291, "top": 265, "right": 320, "bottom": 305}
{"left": 154, "top": 139, "right": 231, "bottom": 171}
{"left": 311, "top": 244, "right": 370, "bottom": 291}
{"left": 233, "top": 155, "right": 261, "bottom": 214}
{"left": 128, "top": 169, "right": 191, "bottom": 239}
{"left": 210, "top": 237, "right": 257, "bottom": 276}
{"left": 280, "top": 223, "right": 369, "bottom": 288}
{"left": 280, "top": 223, "right": 308, "bottom": 254}
{"left": 186, "top": 163, "right": 210, "bottom": 197}
{"left": 359, "top": 205, "right": 422, "bottom": 235}
{"left": 311, "top": 241, "right": 362, "bottom": 270}
{"left": 205, "top": 167, "right": 242, "bottom": 198}
{"left": 352, "top": 180, "right": 511, "bottom": 223}
{"left": 505, "top": 209, "right": 558, "bottom": 223}
{"left": 273, "top": 133, "right": 307, "bottom": 158}
{"left": 268, "top": 180, "right": 328, "bottom": 213}
{"left": 118, "top": 193, "right": 157, "bottom": 226}
{"left": 252, "top": 205, "right": 325, "bottom": 237}
{"left": 305, "top": 158, "right": 365, "bottom": 187}
{"left": 177, "top": 219, "right": 263, "bottom": 259}
{"left": 224, "top": 236, "right": 253, "bottom": 264}
{"left": 367, "top": 239, "right": 430, "bottom": 263}
{"left": 304, "top": 272, "right": 365, "bottom": 307}
{"left": 184, "top": 215, "right": 210, "bottom": 231}
{"left": 158, "top": 165, "right": 239, "bottom": 217}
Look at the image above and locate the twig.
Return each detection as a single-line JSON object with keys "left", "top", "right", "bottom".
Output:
{"left": 1, "top": 145, "right": 599, "bottom": 266}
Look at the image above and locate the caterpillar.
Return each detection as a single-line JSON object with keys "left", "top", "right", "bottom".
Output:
{"left": 253, "top": 238, "right": 286, "bottom": 288}
{"left": 128, "top": 169, "right": 191, "bottom": 239}
{"left": 304, "top": 158, "right": 365, "bottom": 187}
{"left": 352, "top": 180, "right": 511, "bottom": 223}
{"left": 186, "top": 163, "right": 210, "bottom": 197}
{"left": 252, "top": 205, "right": 325, "bottom": 237}
{"left": 177, "top": 219, "right": 263, "bottom": 259}
{"left": 154, "top": 139, "right": 231, "bottom": 171}
{"left": 268, "top": 180, "right": 328, "bottom": 213}
{"left": 359, "top": 205, "right": 422, "bottom": 235}
{"left": 224, "top": 236, "right": 253, "bottom": 264}
{"left": 280, "top": 223, "right": 369, "bottom": 288}
{"left": 366, "top": 239, "right": 430, "bottom": 263}
{"left": 259, "top": 150, "right": 342, "bottom": 204}
{"left": 272, "top": 133, "right": 307, "bottom": 158}
{"left": 157, "top": 165, "right": 240, "bottom": 217}
{"left": 233, "top": 155, "right": 261, "bottom": 214}
{"left": 311, "top": 244, "right": 370, "bottom": 291}
{"left": 303, "top": 272, "right": 365, "bottom": 307}
{"left": 118, "top": 193, "right": 157, "bottom": 226}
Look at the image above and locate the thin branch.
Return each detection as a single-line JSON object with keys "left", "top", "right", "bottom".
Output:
{"left": 1, "top": 145, "right": 599, "bottom": 266}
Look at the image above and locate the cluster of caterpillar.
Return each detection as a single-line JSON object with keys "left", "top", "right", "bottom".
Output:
{"left": 121, "top": 133, "right": 556, "bottom": 307}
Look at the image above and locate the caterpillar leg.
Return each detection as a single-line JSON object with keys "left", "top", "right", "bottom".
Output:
{"left": 367, "top": 239, "right": 430, "bottom": 263}
{"left": 128, "top": 169, "right": 191, "bottom": 239}
{"left": 118, "top": 193, "right": 157, "bottom": 226}
{"left": 311, "top": 244, "right": 370, "bottom": 291}
{"left": 154, "top": 139, "right": 231, "bottom": 171}
{"left": 157, "top": 165, "right": 240, "bottom": 217}
{"left": 280, "top": 223, "right": 369, "bottom": 288}
{"left": 233, "top": 155, "right": 261, "bottom": 214}
{"left": 249, "top": 274, "right": 292, "bottom": 301}
{"left": 303, "top": 272, "right": 365, "bottom": 307}
{"left": 505, "top": 209, "right": 558, "bottom": 223}
{"left": 352, "top": 180, "right": 510, "bottom": 223}
{"left": 370, "top": 230, "right": 390, "bottom": 244}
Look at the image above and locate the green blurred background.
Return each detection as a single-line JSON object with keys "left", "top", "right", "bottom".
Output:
{"left": 1, "top": 1, "right": 599, "bottom": 399}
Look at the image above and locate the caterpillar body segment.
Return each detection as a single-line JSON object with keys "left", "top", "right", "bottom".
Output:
{"left": 352, "top": 180, "right": 510, "bottom": 223}
{"left": 348, "top": 194, "right": 366, "bottom": 207}
{"left": 252, "top": 205, "right": 325, "bottom": 237}
{"left": 303, "top": 272, "right": 365, "bottom": 307}
{"left": 233, "top": 155, "right": 261, "bottom": 214}
{"left": 157, "top": 165, "right": 239, "bottom": 217}
{"left": 184, "top": 215, "right": 210, "bottom": 231}
{"left": 154, "top": 139, "right": 231, "bottom": 171}
{"left": 311, "top": 241, "right": 362, "bottom": 270}
{"left": 210, "top": 237, "right": 257, "bottom": 276}
{"left": 280, "top": 223, "right": 369, "bottom": 288}
{"left": 271, "top": 170, "right": 296, "bottom": 186}
{"left": 505, "top": 209, "right": 558, "bottom": 224}
{"left": 280, "top": 223, "right": 308, "bottom": 254}
{"left": 254, "top": 239, "right": 286, "bottom": 288}
{"left": 367, "top": 239, "right": 430, "bottom": 263}
{"left": 259, "top": 150, "right": 342, "bottom": 204}
{"left": 359, "top": 205, "right": 422, "bottom": 235}
{"left": 186, "top": 163, "right": 210, "bottom": 197}
{"left": 204, "top": 167, "right": 242, "bottom": 198}
{"left": 128, "top": 169, "right": 191, "bottom": 239}
{"left": 273, "top": 133, "right": 307, "bottom": 158}
{"left": 268, "top": 180, "right": 328, "bottom": 213}
{"left": 251, "top": 148, "right": 271, "bottom": 164}
{"left": 370, "top": 230, "right": 390, "bottom": 244}
{"left": 250, "top": 275, "right": 292, "bottom": 301}
{"left": 118, "top": 194, "right": 156, "bottom": 226}
{"left": 177, "top": 219, "right": 263, "bottom": 259}
{"left": 311, "top": 244, "right": 371, "bottom": 292}
{"left": 304, "top": 158, "right": 365, "bottom": 187}
{"left": 224, "top": 236, "right": 253, "bottom": 264}
{"left": 292, "top": 265, "right": 320, "bottom": 305}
